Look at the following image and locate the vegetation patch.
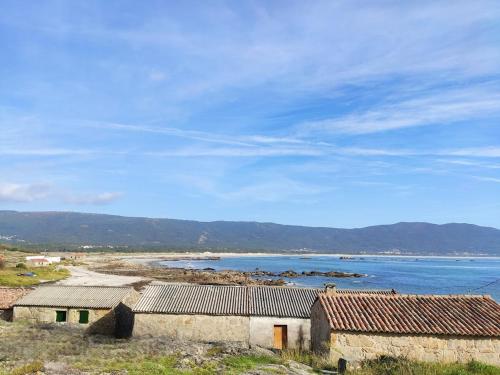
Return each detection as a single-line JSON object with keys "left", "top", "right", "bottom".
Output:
{"left": 280, "top": 349, "right": 335, "bottom": 371}
{"left": 0, "top": 320, "right": 286, "bottom": 374}
{"left": 347, "top": 356, "right": 500, "bottom": 375}
{"left": 0, "top": 265, "right": 69, "bottom": 286}
{"left": 8, "top": 360, "right": 44, "bottom": 375}
{"left": 223, "top": 354, "right": 284, "bottom": 373}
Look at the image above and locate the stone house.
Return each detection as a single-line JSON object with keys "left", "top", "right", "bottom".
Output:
{"left": 133, "top": 284, "right": 396, "bottom": 350}
{"left": 26, "top": 257, "right": 50, "bottom": 267}
{"left": 0, "top": 287, "right": 32, "bottom": 321}
{"left": 133, "top": 284, "right": 323, "bottom": 349}
{"left": 14, "top": 285, "right": 140, "bottom": 337}
{"left": 311, "top": 288, "right": 500, "bottom": 366}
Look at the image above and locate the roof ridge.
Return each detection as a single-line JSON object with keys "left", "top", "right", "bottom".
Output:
{"left": 320, "top": 292, "right": 492, "bottom": 299}
{"left": 36, "top": 285, "right": 132, "bottom": 289}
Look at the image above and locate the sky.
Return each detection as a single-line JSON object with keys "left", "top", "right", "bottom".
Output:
{"left": 1, "top": 0, "right": 500, "bottom": 228}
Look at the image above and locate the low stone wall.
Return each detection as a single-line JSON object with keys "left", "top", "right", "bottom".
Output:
{"left": 13, "top": 306, "right": 115, "bottom": 335}
{"left": 133, "top": 313, "right": 250, "bottom": 344}
{"left": 249, "top": 317, "right": 311, "bottom": 350}
{"left": 330, "top": 332, "right": 500, "bottom": 366}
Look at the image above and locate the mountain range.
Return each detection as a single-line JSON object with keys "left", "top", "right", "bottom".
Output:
{"left": 0, "top": 210, "right": 499, "bottom": 255}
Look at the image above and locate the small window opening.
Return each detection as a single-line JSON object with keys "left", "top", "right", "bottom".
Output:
{"left": 55, "top": 310, "right": 67, "bottom": 322}
{"left": 79, "top": 310, "right": 89, "bottom": 324}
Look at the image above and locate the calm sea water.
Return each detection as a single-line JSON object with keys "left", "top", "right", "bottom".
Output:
{"left": 158, "top": 255, "right": 500, "bottom": 301}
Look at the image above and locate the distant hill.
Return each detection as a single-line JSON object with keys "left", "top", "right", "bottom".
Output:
{"left": 0, "top": 210, "right": 499, "bottom": 255}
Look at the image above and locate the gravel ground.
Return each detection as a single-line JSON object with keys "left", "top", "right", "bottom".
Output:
{"left": 57, "top": 266, "right": 147, "bottom": 287}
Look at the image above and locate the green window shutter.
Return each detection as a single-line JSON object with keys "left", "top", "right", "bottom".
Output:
{"left": 56, "top": 310, "right": 67, "bottom": 322}
{"left": 79, "top": 310, "right": 89, "bottom": 324}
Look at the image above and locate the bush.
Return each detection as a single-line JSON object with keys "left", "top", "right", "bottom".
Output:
{"left": 15, "top": 263, "right": 27, "bottom": 269}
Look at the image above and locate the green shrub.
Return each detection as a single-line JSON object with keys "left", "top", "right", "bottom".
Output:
{"left": 15, "top": 263, "right": 26, "bottom": 269}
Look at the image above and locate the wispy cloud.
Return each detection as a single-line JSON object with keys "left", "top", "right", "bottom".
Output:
{"left": 437, "top": 159, "right": 500, "bottom": 169}
{"left": 441, "top": 147, "right": 500, "bottom": 158}
{"left": 301, "top": 87, "right": 500, "bottom": 135}
{"left": 87, "top": 121, "right": 303, "bottom": 147}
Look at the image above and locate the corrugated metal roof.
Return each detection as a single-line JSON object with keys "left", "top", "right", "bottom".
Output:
{"left": 133, "top": 284, "right": 395, "bottom": 317}
{"left": 15, "top": 285, "right": 133, "bottom": 309}
{"left": 249, "top": 286, "right": 319, "bottom": 318}
{"left": 133, "top": 284, "right": 249, "bottom": 315}
{"left": 318, "top": 293, "right": 500, "bottom": 337}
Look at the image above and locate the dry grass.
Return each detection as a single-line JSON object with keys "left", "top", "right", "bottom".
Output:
{"left": 280, "top": 348, "right": 335, "bottom": 371}
{"left": 0, "top": 320, "right": 286, "bottom": 374}
{"left": 348, "top": 356, "right": 500, "bottom": 375}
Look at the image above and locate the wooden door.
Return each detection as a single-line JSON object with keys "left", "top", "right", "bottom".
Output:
{"left": 273, "top": 325, "right": 288, "bottom": 350}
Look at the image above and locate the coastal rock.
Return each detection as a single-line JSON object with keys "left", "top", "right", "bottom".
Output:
{"left": 279, "top": 270, "right": 300, "bottom": 277}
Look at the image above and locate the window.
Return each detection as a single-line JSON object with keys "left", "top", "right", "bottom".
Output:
{"left": 55, "top": 310, "right": 67, "bottom": 322}
{"left": 79, "top": 310, "right": 89, "bottom": 324}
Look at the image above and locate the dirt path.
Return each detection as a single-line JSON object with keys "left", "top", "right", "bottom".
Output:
{"left": 57, "top": 266, "right": 146, "bottom": 287}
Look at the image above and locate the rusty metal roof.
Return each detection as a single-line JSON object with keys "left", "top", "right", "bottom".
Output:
{"left": 15, "top": 285, "right": 134, "bottom": 309}
{"left": 318, "top": 293, "right": 500, "bottom": 337}
{"left": 133, "top": 284, "right": 396, "bottom": 318}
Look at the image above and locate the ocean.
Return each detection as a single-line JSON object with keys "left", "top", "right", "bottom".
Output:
{"left": 158, "top": 255, "right": 500, "bottom": 300}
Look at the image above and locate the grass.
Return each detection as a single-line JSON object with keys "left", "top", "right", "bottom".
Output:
{"left": 279, "top": 350, "right": 499, "bottom": 375}
{"left": 0, "top": 265, "right": 69, "bottom": 286}
{"left": 347, "top": 356, "right": 500, "bottom": 375}
{"left": 222, "top": 354, "right": 284, "bottom": 373}
{"left": 0, "top": 320, "right": 285, "bottom": 374}
{"left": 8, "top": 361, "right": 44, "bottom": 375}
{"left": 280, "top": 348, "right": 335, "bottom": 371}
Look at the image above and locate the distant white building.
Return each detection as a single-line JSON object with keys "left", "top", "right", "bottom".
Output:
{"left": 45, "top": 256, "right": 61, "bottom": 264}
{"left": 25, "top": 256, "right": 61, "bottom": 264}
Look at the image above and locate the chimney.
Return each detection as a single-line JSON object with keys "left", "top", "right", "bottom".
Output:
{"left": 325, "top": 283, "right": 337, "bottom": 295}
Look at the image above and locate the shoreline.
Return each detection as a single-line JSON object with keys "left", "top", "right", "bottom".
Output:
{"left": 112, "top": 252, "right": 500, "bottom": 261}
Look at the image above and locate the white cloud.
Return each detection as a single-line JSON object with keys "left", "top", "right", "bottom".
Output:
{"left": 0, "top": 183, "right": 51, "bottom": 202}
{"left": 0, "top": 181, "right": 122, "bottom": 205}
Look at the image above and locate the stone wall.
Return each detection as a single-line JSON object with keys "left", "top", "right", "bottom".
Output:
{"left": 329, "top": 332, "right": 499, "bottom": 366}
{"left": 133, "top": 313, "right": 250, "bottom": 344}
{"left": 310, "top": 300, "right": 331, "bottom": 354}
{"left": 249, "top": 317, "right": 311, "bottom": 350}
{"left": 13, "top": 306, "right": 116, "bottom": 335}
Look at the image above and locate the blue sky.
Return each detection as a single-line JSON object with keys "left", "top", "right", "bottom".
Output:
{"left": 1, "top": 0, "right": 500, "bottom": 228}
